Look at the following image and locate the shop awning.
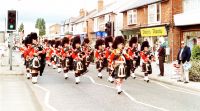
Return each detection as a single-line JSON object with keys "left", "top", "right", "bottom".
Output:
{"left": 174, "top": 11, "right": 200, "bottom": 26}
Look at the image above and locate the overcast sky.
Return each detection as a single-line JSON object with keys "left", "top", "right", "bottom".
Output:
{"left": 0, "top": 0, "right": 116, "bottom": 34}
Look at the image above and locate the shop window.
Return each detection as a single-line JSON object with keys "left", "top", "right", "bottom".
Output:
{"left": 148, "top": 3, "right": 161, "bottom": 25}
{"left": 127, "top": 9, "right": 137, "bottom": 25}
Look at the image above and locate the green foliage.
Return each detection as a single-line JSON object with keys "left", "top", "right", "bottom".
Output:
{"left": 35, "top": 18, "right": 46, "bottom": 36}
{"left": 189, "top": 60, "right": 200, "bottom": 82}
{"left": 192, "top": 45, "right": 200, "bottom": 60}
{"left": 18, "top": 23, "right": 24, "bottom": 32}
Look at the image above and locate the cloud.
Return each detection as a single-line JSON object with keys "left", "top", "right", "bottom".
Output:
{"left": 0, "top": 0, "right": 116, "bottom": 33}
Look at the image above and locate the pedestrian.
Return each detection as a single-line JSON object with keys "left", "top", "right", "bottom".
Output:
{"left": 158, "top": 43, "right": 166, "bottom": 76}
{"left": 177, "top": 41, "right": 191, "bottom": 83}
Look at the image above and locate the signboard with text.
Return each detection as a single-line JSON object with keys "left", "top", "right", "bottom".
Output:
{"left": 140, "top": 26, "right": 167, "bottom": 37}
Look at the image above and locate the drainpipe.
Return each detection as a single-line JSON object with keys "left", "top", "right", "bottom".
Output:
{"left": 171, "top": 0, "right": 174, "bottom": 61}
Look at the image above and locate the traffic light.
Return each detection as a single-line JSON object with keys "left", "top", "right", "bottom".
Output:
{"left": 7, "top": 10, "right": 17, "bottom": 31}
{"left": 105, "top": 22, "right": 112, "bottom": 36}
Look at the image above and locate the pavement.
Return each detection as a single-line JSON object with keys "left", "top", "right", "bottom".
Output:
{"left": 0, "top": 49, "right": 42, "bottom": 111}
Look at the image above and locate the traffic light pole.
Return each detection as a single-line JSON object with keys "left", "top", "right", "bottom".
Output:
{"left": 9, "top": 32, "right": 13, "bottom": 70}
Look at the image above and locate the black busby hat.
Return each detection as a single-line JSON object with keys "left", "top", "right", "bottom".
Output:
{"left": 82, "top": 38, "right": 90, "bottom": 45}
{"left": 55, "top": 39, "right": 62, "bottom": 48}
{"left": 72, "top": 36, "right": 81, "bottom": 49}
{"left": 51, "top": 39, "right": 56, "bottom": 47}
{"left": 112, "top": 36, "right": 125, "bottom": 49}
{"left": 129, "top": 37, "right": 138, "bottom": 47}
{"left": 95, "top": 39, "right": 105, "bottom": 49}
{"left": 141, "top": 41, "right": 150, "bottom": 51}
{"left": 24, "top": 34, "right": 31, "bottom": 47}
{"left": 105, "top": 36, "right": 113, "bottom": 48}
{"left": 44, "top": 39, "right": 48, "bottom": 43}
{"left": 29, "top": 32, "right": 38, "bottom": 42}
{"left": 62, "top": 37, "right": 69, "bottom": 46}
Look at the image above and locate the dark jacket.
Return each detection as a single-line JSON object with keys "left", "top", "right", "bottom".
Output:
{"left": 177, "top": 46, "right": 191, "bottom": 64}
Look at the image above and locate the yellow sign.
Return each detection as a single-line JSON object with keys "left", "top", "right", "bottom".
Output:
{"left": 140, "top": 27, "right": 167, "bottom": 37}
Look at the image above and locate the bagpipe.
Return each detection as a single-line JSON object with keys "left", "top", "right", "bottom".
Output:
{"left": 96, "top": 50, "right": 106, "bottom": 70}
{"left": 112, "top": 53, "right": 128, "bottom": 79}
{"left": 141, "top": 51, "right": 154, "bottom": 74}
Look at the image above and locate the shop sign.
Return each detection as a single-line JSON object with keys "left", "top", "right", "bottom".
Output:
{"left": 140, "top": 26, "right": 167, "bottom": 37}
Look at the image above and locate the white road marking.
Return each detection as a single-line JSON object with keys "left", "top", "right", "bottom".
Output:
{"left": 84, "top": 75, "right": 169, "bottom": 111}
{"left": 34, "top": 84, "right": 58, "bottom": 111}
{"left": 153, "top": 81, "right": 200, "bottom": 97}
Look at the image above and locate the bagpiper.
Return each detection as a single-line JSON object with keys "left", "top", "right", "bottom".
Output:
{"left": 23, "top": 34, "right": 32, "bottom": 79}
{"left": 61, "top": 37, "right": 71, "bottom": 79}
{"left": 109, "top": 36, "right": 130, "bottom": 94}
{"left": 29, "top": 32, "right": 45, "bottom": 84}
{"left": 50, "top": 39, "right": 57, "bottom": 69}
{"left": 55, "top": 39, "right": 63, "bottom": 73}
{"left": 140, "top": 41, "right": 154, "bottom": 83}
{"left": 128, "top": 37, "right": 140, "bottom": 79}
{"left": 105, "top": 36, "right": 114, "bottom": 83}
{"left": 94, "top": 39, "right": 105, "bottom": 79}
{"left": 71, "top": 36, "right": 85, "bottom": 84}
{"left": 82, "top": 38, "right": 93, "bottom": 68}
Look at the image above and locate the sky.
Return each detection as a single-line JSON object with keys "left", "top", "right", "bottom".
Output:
{"left": 0, "top": 0, "right": 116, "bottom": 35}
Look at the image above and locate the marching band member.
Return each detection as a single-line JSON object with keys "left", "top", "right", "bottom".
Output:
{"left": 72, "top": 36, "right": 85, "bottom": 84}
{"left": 45, "top": 40, "right": 53, "bottom": 66}
{"left": 50, "top": 40, "right": 57, "bottom": 69}
{"left": 55, "top": 39, "right": 62, "bottom": 73}
{"left": 29, "top": 33, "right": 43, "bottom": 84}
{"left": 23, "top": 35, "right": 32, "bottom": 79}
{"left": 82, "top": 38, "right": 93, "bottom": 68}
{"left": 128, "top": 37, "right": 140, "bottom": 79}
{"left": 140, "top": 41, "right": 154, "bottom": 83}
{"left": 109, "top": 36, "right": 130, "bottom": 94}
{"left": 94, "top": 39, "right": 105, "bottom": 79}
{"left": 105, "top": 36, "right": 114, "bottom": 83}
{"left": 61, "top": 37, "right": 71, "bottom": 79}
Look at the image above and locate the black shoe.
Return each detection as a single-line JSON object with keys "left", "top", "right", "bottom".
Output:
{"left": 110, "top": 81, "right": 114, "bottom": 83}
{"left": 177, "top": 80, "right": 183, "bottom": 82}
{"left": 98, "top": 76, "right": 102, "bottom": 79}
{"left": 118, "top": 91, "right": 122, "bottom": 95}
{"left": 27, "top": 77, "right": 30, "bottom": 79}
{"left": 65, "top": 77, "right": 68, "bottom": 79}
{"left": 184, "top": 81, "right": 189, "bottom": 84}
{"left": 133, "top": 77, "right": 136, "bottom": 79}
{"left": 76, "top": 82, "right": 79, "bottom": 84}
{"left": 147, "top": 80, "right": 150, "bottom": 83}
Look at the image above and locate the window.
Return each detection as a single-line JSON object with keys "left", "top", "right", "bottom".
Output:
{"left": 127, "top": 9, "right": 137, "bottom": 25}
{"left": 183, "top": 0, "right": 200, "bottom": 12}
{"left": 148, "top": 3, "right": 161, "bottom": 25}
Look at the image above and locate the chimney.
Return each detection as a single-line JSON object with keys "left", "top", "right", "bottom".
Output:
{"left": 98, "top": 0, "right": 104, "bottom": 12}
{"left": 79, "top": 9, "right": 85, "bottom": 17}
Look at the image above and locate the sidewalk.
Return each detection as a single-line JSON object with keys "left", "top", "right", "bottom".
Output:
{"left": 0, "top": 49, "right": 43, "bottom": 111}
{"left": 135, "top": 62, "right": 200, "bottom": 92}
{"left": 0, "top": 75, "right": 42, "bottom": 111}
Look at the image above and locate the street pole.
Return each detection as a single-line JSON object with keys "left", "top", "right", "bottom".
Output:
{"left": 9, "top": 32, "right": 13, "bottom": 70}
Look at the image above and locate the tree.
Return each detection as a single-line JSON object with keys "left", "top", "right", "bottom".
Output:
{"left": 18, "top": 23, "right": 24, "bottom": 32}
{"left": 35, "top": 18, "right": 46, "bottom": 36}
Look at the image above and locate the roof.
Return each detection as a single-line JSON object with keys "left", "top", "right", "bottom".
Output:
{"left": 74, "top": 9, "right": 98, "bottom": 24}
{"left": 120, "top": 0, "right": 163, "bottom": 13}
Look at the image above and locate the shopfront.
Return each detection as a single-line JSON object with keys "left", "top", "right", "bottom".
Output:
{"left": 121, "top": 29, "right": 140, "bottom": 43}
{"left": 140, "top": 26, "right": 168, "bottom": 48}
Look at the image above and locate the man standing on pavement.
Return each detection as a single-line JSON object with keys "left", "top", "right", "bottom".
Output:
{"left": 177, "top": 41, "right": 191, "bottom": 83}
{"left": 158, "top": 42, "right": 166, "bottom": 76}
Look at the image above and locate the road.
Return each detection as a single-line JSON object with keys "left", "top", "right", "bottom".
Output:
{"left": 27, "top": 64, "right": 200, "bottom": 111}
